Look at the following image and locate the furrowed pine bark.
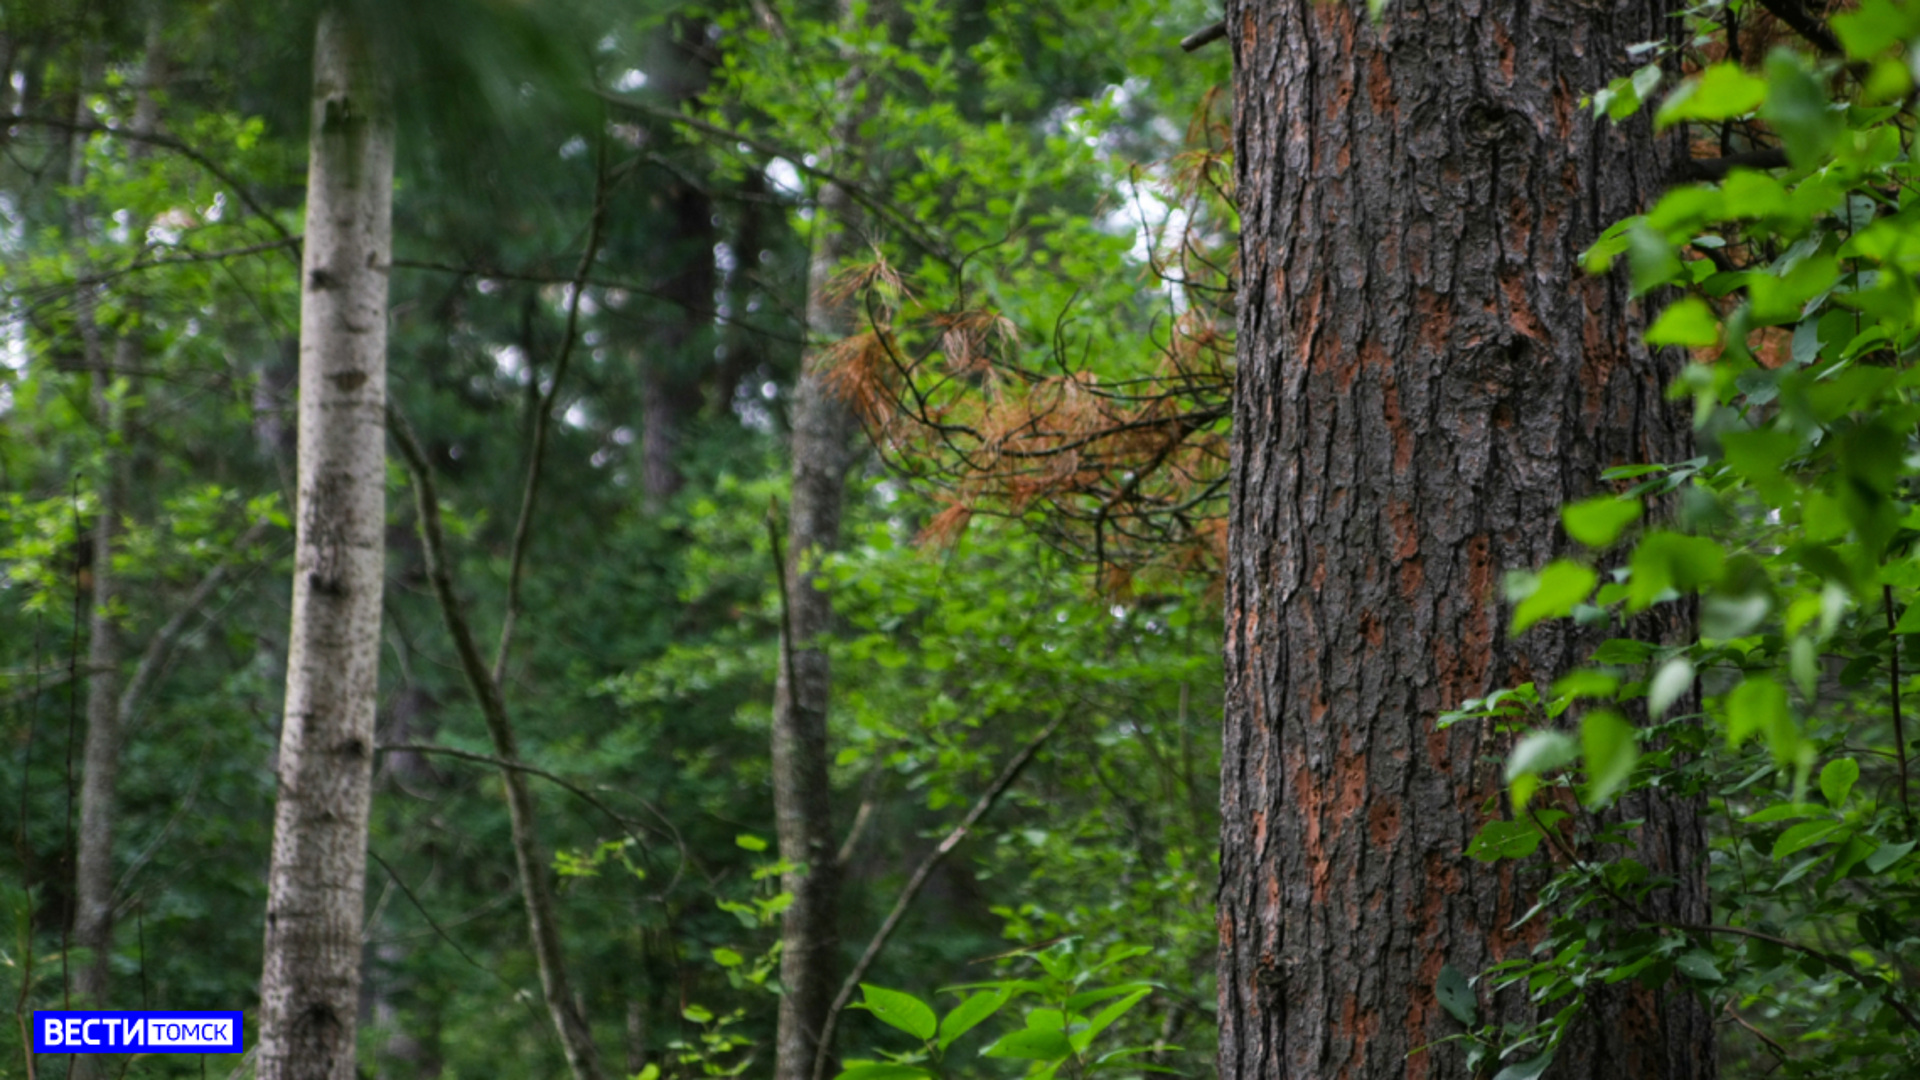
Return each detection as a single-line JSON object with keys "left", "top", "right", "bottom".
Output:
{"left": 1218, "top": 2, "right": 1712, "bottom": 1079}
{"left": 772, "top": 53, "right": 866, "bottom": 1080}
{"left": 257, "top": 12, "right": 391, "bottom": 1080}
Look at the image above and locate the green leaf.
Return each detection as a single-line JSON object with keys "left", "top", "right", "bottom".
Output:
{"left": 1071, "top": 987, "right": 1152, "bottom": 1052}
{"left": 1505, "top": 731, "right": 1578, "bottom": 782}
{"left": 1435, "top": 963, "right": 1478, "bottom": 1026}
{"left": 1644, "top": 297, "right": 1718, "bottom": 347}
{"left": 833, "top": 1066, "right": 934, "bottom": 1080}
{"left": 683, "top": 1005, "right": 714, "bottom": 1024}
{"left": 1562, "top": 496, "right": 1643, "bottom": 548}
{"left": 1865, "top": 840, "right": 1916, "bottom": 873}
{"left": 711, "top": 947, "right": 744, "bottom": 968}
{"left": 1628, "top": 532, "right": 1726, "bottom": 610}
{"left": 735, "top": 833, "right": 768, "bottom": 852}
{"left": 1772, "top": 820, "right": 1843, "bottom": 860}
{"left": 1581, "top": 710, "right": 1638, "bottom": 807}
{"left": 1467, "top": 820, "right": 1545, "bottom": 863}
{"left": 937, "top": 991, "right": 1009, "bottom": 1052}
{"left": 860, "top": 984, "right": 938, "bottom": 1041}
{"left": 981, "top": 1027, "right": 1074, "bottom": 1061}
{"left": 1492, "top": 1051, "right": 1555, "bottom": 1080}
{"left": 1725, "top": 677, "right": 1803, "bottom": 764}
{"left": 1656, "top": 63, "right": 1768, "bottom": 129}
{"left": 1648, "top": 658, "right": 1694, "bottom": 717}
{"left": 1675, "top": 951, "right": 1724, "bottom": 982}
{"left": 1512, "top": 560, "right": 1598, "bottom": 633}
{"left": 1819, "top": 758, "right": 1860, "bottom": 807}
{"left": 1761, "top": 52, "right": 1839, "bottom": 168}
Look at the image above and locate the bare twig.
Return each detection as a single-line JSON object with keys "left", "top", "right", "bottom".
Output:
{"left": 810, "top": 716, "right": 1065, "bottom": 1080}
{"left": 388, "top": 404, "right": 607, "bottom": 1080}
{"left": 1750, "top": 0, "right": 1842, "bottom": 56}
{"left": 494, "top": 138, "right": 611, "bottom": 684}
{"left": 1887, "top": 586, "right": 1913, "bottom": 824}
{"left": 594, "top": 90, "right": 957, "bottom": 269}
{"left": 1678, "top": 148, "right": 1789, "bottom": 181}
{"left": 117, "top": 519, "right": 274, "bottom": 728}
{"left": 0, "top": 114, "right": 298, "bottom": 253}
{"left": 1180, "top": 21, "right": 1227, "bottom": 51}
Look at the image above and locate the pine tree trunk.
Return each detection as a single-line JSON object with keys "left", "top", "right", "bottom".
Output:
{"left": 1217, "top": 1, "right": 1714, "bottom": 1078}
{"left": 256, "top": 12, "right": 391, "bottom": 1080}
{"left": 773, "top": 109, "right": 864, "bottom": 1080}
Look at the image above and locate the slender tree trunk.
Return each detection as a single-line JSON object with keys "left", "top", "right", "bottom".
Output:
{"left": 389, "top": 416, "right": 608, "bottom": 1080}
{"left": 72, "top": 21, "right": 161, "bottom": 1016}
{"left": 772, "top": 78, "right": 866, "bottom": 1080}
{"left": 1217, "top": 2, "right": 1713, "bottom": 1079}
{"left": 638, "top": 178, "right": 714, "bottom": 507}
{"left": 257, "top": 12, "right": 391, "bottom": 1080}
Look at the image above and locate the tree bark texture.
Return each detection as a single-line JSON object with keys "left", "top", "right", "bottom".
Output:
{"left": 772, "top": 99, "right": 864, "bottom": 1080}
{"left": 257, "top": 12, "right": 391, "bottom": 1080}
{"left": 1218, "top": 1, "right": 1713, "bottom": 1078}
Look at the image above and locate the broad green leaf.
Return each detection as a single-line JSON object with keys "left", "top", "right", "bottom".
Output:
{"left": 1761, "top": 53, "right": 1839, "bottom": 168}
{"left": 1741, "top": 802, "right": 1828, "bottom": 823}
{"left": 1467, "top": 820, "right": 1545, "bottom": 863}
{"left": 1435, "top": 963, "right": 1478, "bottom": 1026}
{"left": 1628, "top": 532, "right": 1726, "bottom": 610}
{"left": 833, "top": 1066, "right": 934, "bottom": 1080}
{"left": 735, "top": 833, "right": 768, "bottom": 852}
{"left": 683, "top": 1005, "right": 714, "bottom": 1024}
{"left": 938, "top": 991, "right": 1009, "bottom": 1052}
{"left": 1512, "top": 560, "right": 1597, "bottom": 633}
{"left": 1866, "top": 840, "right": 1916, "bottom": 874}
{"left": 1656, "top": 64, "right": 1768, "bottom": 128}
{"left": 1725, "top": 676, "right": 1804, "bottom": 764}
{"left": 981, "top": 1027, "right": 1074, "bottom": 1061}
{"left": 1552, "top": 669, "right": 1619, "bottom": 700}
{"left": 711, "top": 947, "right": 744, "bottom": 968}
{"left": 1644, "top": 297, "right": 1718, "bottom": 347}
{"left": 1819, "top": 758, "right": 1860, "bottom": 807}
{"left": 1675, "top": 951, "right": 1723, "bottom": 982}
{"left": 1648, "top": 658, "right": 1694, "bottom": 717}
{"left": 1562, "top": 496, "right": 1643, "bottom": 548}
{"left": 1505, "top": 731, "right": 1578, "bottom": 782}
{"left": 1492, "top": 1051, "right": 1555, "bottom": 1080}
{"left": 1772, "top": 820, "right": 1843, "bottom": 860}
{"left": 861, "top": 984, "right": 938, "bottom": 1041}
{"left": 1071, "top": 987, "right": 1152, "bottom": 1052}
{"left": 1581, "top": 710, "right": 1638, "bottom": 807}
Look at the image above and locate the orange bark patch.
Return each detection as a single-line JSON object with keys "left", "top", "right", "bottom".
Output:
{"left": 1399, "top": 556, "right": 1425, "bottom": 602}
{"left": 1367, "top": 50, "right": 1394, "bottom": 119}
{"left": 1360, "top": 608, "right": 1385, "bottom": 651}
{"left": 1500, "top": 270, "right": 1544, "bottom": 341}
{"left": 1367, "top": 795, "right": 1402, "bottom": 847}
{"left": 1417, "top": 290, "right": 1453, "bottom": 355}
{"left": 1404, "top": 853, "right": 1463, "bottom": 1080}
{"left": 1382, "top": 378, "right": 1413, "bottom": 473}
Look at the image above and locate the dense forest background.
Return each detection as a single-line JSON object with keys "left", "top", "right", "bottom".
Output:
{"left": 9, "top": 0, "right": 1920, "bottom": 1079}
{"left": 1, "top": 2, "right": 1229, "bottom": 1078}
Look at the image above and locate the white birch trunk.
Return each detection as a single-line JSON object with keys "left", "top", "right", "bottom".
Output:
{"left": 256, "top": 11, "right": 391, "bottom": 1080}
